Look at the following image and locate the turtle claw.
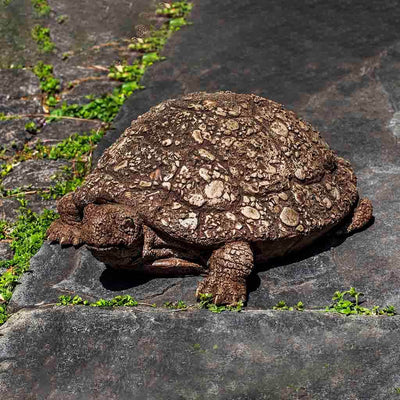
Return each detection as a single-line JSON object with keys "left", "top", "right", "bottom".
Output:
{"left": 46, "top": 219, "right": 82, "bottom": 247}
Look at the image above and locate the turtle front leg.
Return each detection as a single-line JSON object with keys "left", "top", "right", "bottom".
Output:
{"left": 196, "top": 241, "right": 254, "bottom": 305}
{"left": 47, "top": 192, "right": 83, "bottom": 246}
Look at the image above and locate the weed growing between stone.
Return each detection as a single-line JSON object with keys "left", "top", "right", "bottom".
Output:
{"left": 273, "top": 301, "right": 304, "bottom": 311}
{"left": 0, "top": 129, "right": 105, "bottom": 324}
{"left": 56, "top": 293, "right": 243, "bottom": 313}
{"left": 32, "top": 61, "right": 60, "bottom": 106}
{"left": 31, "top": 0, "right": 50, "bottom": 17}
{"left": 0, "top": 113, "right": 21, "bottom": 121}
{"left": 197, "top": 293, "right": 244, "bottom": 313}
{"left": 0, "top": 198, "right": 58, "bottom": 323}
{"left": 273, "top": 287, "right": 397, "bottom": 316}
{"left": 164, "top": 300, "right": 188, "bottom": 310}
{"left": 31, "top": 25, "right": 55, "bottom": 53}
{"left": 24, "top": 121, "right": 38, "bottom": 134}
{"left": 0, "top": 128, "right": 105, "bottom": 192}
{"left": 57, "top": 295, "right": 139, "bottom": 307}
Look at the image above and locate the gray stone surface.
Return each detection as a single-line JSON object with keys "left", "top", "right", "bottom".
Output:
{"left": 2, "top": 159, "right": 69, "bottom": 190}
{"left": 48, "top": 0, "right": 158, "bottom": 55}
{"left": 1, "top": 307, "right": 400, "bottom": 400}
{"left": 60, "top": 79, "right": 121, "bottom": 105}
{"left": 0, "top": 98, "right": 41, "bottom": 116}
{"left": 0, "top": 118, "right": 34, "bottom": 151}
{"left": 0, "top": 242, "right": 13, "bottom": 261}
{"left": 36, "top": 118, "right": 103, "bottom": 145}
{"left": 0, "top": 69, "right": 40, "bottom": 100}
{"left": 0, "top": 194, "right": 56, "bottom": 224}
{"left": 8, "top": 243, "right": 202, "bottom": 312}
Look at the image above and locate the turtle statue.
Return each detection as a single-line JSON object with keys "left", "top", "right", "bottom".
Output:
{"left": 47, "top": 91, "right": 373, "bottom": 305}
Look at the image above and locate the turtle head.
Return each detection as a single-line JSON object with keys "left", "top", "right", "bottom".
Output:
{"left": 81, "top": 203, "right": 144, "bottom": 249}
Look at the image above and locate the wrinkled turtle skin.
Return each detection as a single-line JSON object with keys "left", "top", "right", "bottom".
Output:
{"left": 47, "top": 91, "right": 373, "bottom": 305}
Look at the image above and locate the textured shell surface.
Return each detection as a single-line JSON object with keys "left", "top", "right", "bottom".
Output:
{"left": 85, "top": 91, "right": 358, "bottom": 245}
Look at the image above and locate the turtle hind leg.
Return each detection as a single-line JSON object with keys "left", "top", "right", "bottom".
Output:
{"left": 347, "top": 197, "right": 373, "bottom": 233}
{"left": 196, "top": 241, "right": 254, "bottom": 306}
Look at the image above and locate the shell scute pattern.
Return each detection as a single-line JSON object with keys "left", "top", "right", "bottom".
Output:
{"left": 84, "top": 92, "right": 358, "bottom": 245}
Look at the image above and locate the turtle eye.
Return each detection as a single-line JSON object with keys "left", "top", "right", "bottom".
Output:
{"left": 120, "top": 217, "right": 136, "bottom": 235}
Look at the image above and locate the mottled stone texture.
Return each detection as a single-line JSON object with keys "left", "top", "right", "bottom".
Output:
{"left": 1, "top": 307, "right": 400, "bottom": 400}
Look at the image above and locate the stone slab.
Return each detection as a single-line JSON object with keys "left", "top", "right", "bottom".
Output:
{"left": 0, "top": 118, "right": 34, "bottom": 151}
{"left": 1, "top": 307, "right": 400, "bottom": 400}
{"left": 0, "top": 194, "right": 57, "bottom": 223}
{"left": 36, "top": 119, "right": 103, "bottom": 145}
{"left": 2, "top": 159, "right": 69, "bottom": 190}
{"left": 60, "top": 79, "right": 121, "bottom": 106}
{"left": 0, "top": 69, "right": 40, "bottom": 100}
{"left": 8, "top": 243, "right": 202, "bottom": 312}
{"left": 0, "top": 242, "right": 13, "bottom": 261}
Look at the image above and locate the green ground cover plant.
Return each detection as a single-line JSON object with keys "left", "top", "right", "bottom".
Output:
{"left": 273, "top": 287, "right": 397, "bottom": 316}
{"left": 0, "top": 113, "right": 21, "bottom": 121}
{"left": 0, "top": 128, "right": 105, "bottom": 191}
{"left": 273, "top": 301, "right": 304, "bottom": 311}
{"left": 33, "top": 62, "right": 60, "bottom": 94}
{"left": 164, "top": 300, "right": 188, "bottom": 310}
{"left": 24, "top": 121, "right": 38, "bottom": 133}
{"left": 0, "top": 198, "right": 58, "bottom": 323}
{"left": 56, "top": 294, "right": 243, "bottom": 313}
{"left": 31, "top": 25, "right": 55, "bottom": 53}
{"left": 31, "top": 0, "right": 50, "bottom": 17}
{"left": 57, "top": 294, "right": 139, "bottom": 307}
{"left": 197, "top": 293, "right": 244, "bottom": 313}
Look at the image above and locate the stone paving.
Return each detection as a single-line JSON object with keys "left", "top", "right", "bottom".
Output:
{"left": 0, "top": 0, "right": 163, "bottom": 259}
{"left": 1, "top": 1, "right": 400, "bottom": 399}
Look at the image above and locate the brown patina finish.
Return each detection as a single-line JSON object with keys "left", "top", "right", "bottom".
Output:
{"left": 47, "top": 91, "right": 372, "bottom": 305}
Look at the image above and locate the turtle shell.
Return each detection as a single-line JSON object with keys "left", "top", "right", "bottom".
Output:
{"left": 84, "top": 91, "right": 358, "bottom": 246}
